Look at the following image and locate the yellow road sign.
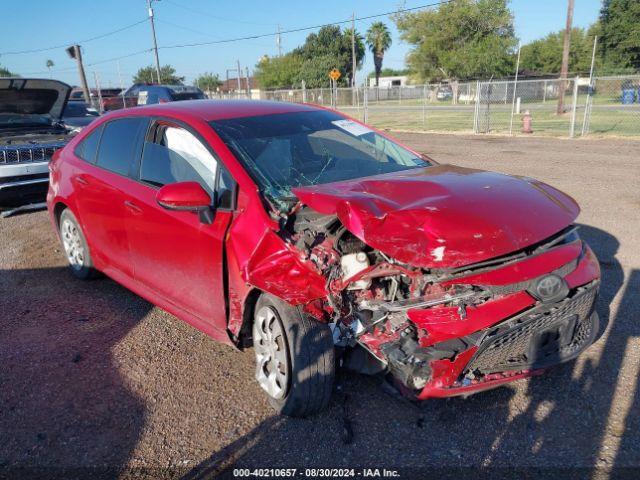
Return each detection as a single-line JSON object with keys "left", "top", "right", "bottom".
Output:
{"left": 329, "top": 69, "right": 341, "bottom": 81}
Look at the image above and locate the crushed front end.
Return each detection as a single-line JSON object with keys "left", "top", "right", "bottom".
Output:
{"left": 282, "top": 204, "right": 600, "bottom": 400}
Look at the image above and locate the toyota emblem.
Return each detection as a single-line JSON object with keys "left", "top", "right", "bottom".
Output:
{"left": 534, "top": 274, "right": 568, "bottom": 302}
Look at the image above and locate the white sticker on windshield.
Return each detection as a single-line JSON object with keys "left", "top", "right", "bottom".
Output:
{"left": 332, "top": 119, "right": 373, "bottom": 137}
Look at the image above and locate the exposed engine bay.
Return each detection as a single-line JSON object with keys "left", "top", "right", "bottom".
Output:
{"left": 276, "top": 204, "right": 598, "bottom": 396}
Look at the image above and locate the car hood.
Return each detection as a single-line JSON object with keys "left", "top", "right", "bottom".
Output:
{"left": 292, "top": 165, "right": 580, "bottom": 269}
{"left": 0, "top": 78, "right": 71, "bottom": 122}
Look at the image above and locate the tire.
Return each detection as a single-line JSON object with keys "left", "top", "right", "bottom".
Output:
{"left": 252, "top": 294, "right": 335, "bottom": 417}
{"left": 58, "top": 209, "right": 99, "bottom": 280}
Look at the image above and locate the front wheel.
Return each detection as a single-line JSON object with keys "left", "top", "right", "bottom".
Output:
{"left": 252, "top": 294, "right": 335, "bottom": 417}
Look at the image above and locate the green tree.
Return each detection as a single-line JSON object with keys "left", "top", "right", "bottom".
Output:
{"left": 256, "top": 25, "right": 365, "bottom": 89}
{"left": 194, "top": 72, "right": 222, "bottom": 91}
{"left": 365, "top": 22, "right": 392, "bottom": 86}
{"left": 394, "top": 0, "right": 517, "bottom": 82}
{"left": 367, "top": 68, "right": 411, "bottom": 78}
{"left": 520, "top": 27, "right": 596, "bottom": 75}
{"left": 293, "top": 25, "right": 365, "bottom": 87}
{"left": 0, "top": 64, "right": 15, "bottom": 77}
{"left": 254, "top": 54, "right": 304, "bottom": 89}
{"left": 295, "top": 54, "right": 343, "bottom": 89}
{"left": 598, "top": 0, "right": 640, "bottom": 71}
{"left": 133, "top": 65, "right": 184, "bottom": 84}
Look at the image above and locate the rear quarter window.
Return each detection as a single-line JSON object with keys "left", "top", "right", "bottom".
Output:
{"left": 95, "top": 118, "right": 147, "bottom": 176}
{"left": 74, "top": 125, "right": 103, "bottom": 163}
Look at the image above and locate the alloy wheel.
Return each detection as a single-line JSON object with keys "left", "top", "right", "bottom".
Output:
{"left": 61, "top": 218, "right": 85, "bottom": 270}
{"left": 253, "top": 306, "right": 290, "bottom": 399}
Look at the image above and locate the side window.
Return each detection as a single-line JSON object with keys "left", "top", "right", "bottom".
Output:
{"left": 74, "top": 124, "right": 103, "bottom": 163}
{"left": 95, "top": 118, "right": 147, "bottom": 176}
{"left": 140, "top": 125, "right": 218, "bottom": 196}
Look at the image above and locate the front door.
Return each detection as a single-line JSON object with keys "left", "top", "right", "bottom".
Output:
{"left": 124, "top": 121, "right": 235, "bottom": 331}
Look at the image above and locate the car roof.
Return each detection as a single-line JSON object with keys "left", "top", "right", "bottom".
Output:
{"left": 139, "top": 84, "right": 200, "bottom": 91}
{"left": 108, "top": 99, "right": 322, "bottom": 122}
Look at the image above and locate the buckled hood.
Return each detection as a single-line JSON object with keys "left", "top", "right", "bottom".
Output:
{"left": 0, "top": 78, "right": 71, "bottom": 122}
{"left": 292, "top": 165, "right": 580, "bottom": 269}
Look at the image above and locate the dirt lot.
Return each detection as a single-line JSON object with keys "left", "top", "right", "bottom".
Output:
{"left": 1, "top": 133, "right": 639, "bottom": 479}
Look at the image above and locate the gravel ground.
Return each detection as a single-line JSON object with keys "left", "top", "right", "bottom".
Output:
{"left": 1, "top": 133, "right": 639, "bottom": 479}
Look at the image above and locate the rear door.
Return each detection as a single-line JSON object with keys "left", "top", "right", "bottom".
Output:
{"left": 73, "top": 117, "right": 148, "bottom": 278}
{"left": 123, "top": 120, "right": 236, "bottom": 330}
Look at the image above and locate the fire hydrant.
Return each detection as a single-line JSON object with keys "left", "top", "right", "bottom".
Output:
{"left": 522, "top": 110, "right": 533, "bottom": 134}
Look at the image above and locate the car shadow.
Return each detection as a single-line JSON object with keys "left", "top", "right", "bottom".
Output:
{"left": 182, "top": 223, "right": 639, "bottom": 477}
{"left": 0, "top": 266, "right": 152, "bottom": 479}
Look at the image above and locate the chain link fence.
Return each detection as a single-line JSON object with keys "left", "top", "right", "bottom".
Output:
{"left": 206, "top": 75, "right": 640, "bottom": 138}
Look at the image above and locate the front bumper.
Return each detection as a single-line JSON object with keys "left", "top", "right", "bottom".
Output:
{"left": 417, "top": 287, "right": 599, "bottom": 399}
{"left": 0, "top": 162, "right": 50, "bottom": 207}
{"left": 380, "top": 242, "right": 602, "bottom": 399}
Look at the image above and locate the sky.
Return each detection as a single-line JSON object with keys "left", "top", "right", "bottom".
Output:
{"left": 0, "top": 0, "right": 604, "bottom": 88}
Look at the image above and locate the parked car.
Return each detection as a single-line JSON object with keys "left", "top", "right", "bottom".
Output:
{"left": 136, "top": 84, "right": 205, "bottom": 105}
{"left": 62, "top": 101, "right": 99, "bottom": 131}
{"left": 1, "top": 78, "right": 73, "bottom": 209}
{"left": 47, "top": 100, "right": 601, "bottom": 417}
{"left": 92, "top": 83, "right": 204, "bottom": 112}
{"left": 69, "top": 88, "right": 93, "bottom": 102}
{"left": 69, "top": 88, "right": 128, "bottom": 112}
{"left": 106, "top": 83, "right": 148, "bottom": 111}
{"left": 436, "top": 85, "right": 453, "bottom": 101}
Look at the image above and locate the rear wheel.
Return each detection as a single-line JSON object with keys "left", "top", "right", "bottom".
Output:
{"left": 253, "top": 294, "right": 335, "bottom": 417}
{"left": 59, "top": 209, "right": 98, "bottom": 280}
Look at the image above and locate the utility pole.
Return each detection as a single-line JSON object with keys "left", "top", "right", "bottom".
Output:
{"left": 581, "top": 35, "right": 598, "bottom": 136}
{"left": 66, "top": 45, "right": 91, "bottom": 105}
{"left": 351, "top": 13, "right": 357, "bottom": 88}
{"left": 509, "top": 42, "right": 522, "bottom": 135}
{"left": 147, "top": 0, "right": 162, "bottom": 83}
{"left": 276, "top": 25, "right": 282, "bottom": 57}
{"left": 557, "top": 0, "right": 574, "bottom": 114}
{"left": 93, "top": 71, "right": 104, "bottom": 114}
{"left": 245, "top": 66, "right": 250, "bottom": 97}
{"left": 236, "top": 60, "right": 242, "bottom": 93}
{"left": 117, "top": 60, "right": 126, "bottom": 108}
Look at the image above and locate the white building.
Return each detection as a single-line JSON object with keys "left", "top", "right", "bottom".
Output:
{"left": 368, "top": 75, "right": 409, "bottom": 88}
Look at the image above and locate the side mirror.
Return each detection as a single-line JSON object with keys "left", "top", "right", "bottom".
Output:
{"left": 156, "top": 182, "right": 211, "bottom": 212}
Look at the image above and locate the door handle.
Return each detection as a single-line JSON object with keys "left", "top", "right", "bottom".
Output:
{"left": 124, "top": 200, "right": 143, "bottom": 214}
{"left": 76, "top": 176, "right": 89, "bottom": 186}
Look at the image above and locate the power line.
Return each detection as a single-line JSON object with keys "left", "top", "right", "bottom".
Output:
{"left": 155, "top": 18, "right": 274, "bottom": 49}
{"left": 16, "top": 1, "right": 448, "bottom": 72}
{"left": 155, "top": 18, "right": 224, "bottom": 39}
{"left": 85, "top": 49, "right": 153, "bottom": 67}
{"left": 158, "top": 1, "right": 451, "bottom": 51}
{"left": 163, "top": 0, "right": 278, "bottom": 27}
{"left": 0, "top": 18, "right": 149, "bottom": 56}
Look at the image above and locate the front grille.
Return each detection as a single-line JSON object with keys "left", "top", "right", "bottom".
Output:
{"left": 0, "top": 142, "right": 67, "bottom": 165}
{"left": 464, "top": 281, "right": 599, "bottom": 375}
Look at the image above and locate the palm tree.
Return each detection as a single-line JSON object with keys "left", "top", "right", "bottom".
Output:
{"left": 365, "top": 22, "right": 392, "bottom": 87}
{"left": 46, "top": 59, "right": 54, "bottom": 78}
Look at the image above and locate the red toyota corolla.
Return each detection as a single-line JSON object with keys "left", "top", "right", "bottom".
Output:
{"left": 47, "top": 100, "right": 601, "bottom": 417}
